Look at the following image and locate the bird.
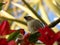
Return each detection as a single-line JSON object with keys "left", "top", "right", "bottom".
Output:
{"left": 24, "top": 16, "right": 44, "bottom": 34}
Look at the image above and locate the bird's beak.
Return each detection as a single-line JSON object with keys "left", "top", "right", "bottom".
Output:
{"left": 24, "top": 16, "right": 28, "bottom": 20}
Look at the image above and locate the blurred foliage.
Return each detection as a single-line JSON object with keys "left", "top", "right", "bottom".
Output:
{"left": 0, "top": 0, "right": 60, "bottom": 45}
{"left": 0, "top": 3, "right": 4, "bottom": 10}
{"left": 0, "top": 0, "right": 60, "bottom": 35}
{"left": 0, "top": 0, "right": 60, "bottom": 32}
{"left": 0, "top": 0, "right": 3, "bottom": 3}
{"left": 8, "top": 30, "right": 20, "bottom": 41}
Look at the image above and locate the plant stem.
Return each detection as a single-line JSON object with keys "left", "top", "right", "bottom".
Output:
{"left": 22, "top": 0, "right": 47, "bottom": 25}
{"left": 0, "top": 16, "right": 27, "bottom": 26}
{"left": 49, "top": 18, "right": 60, "bottom": 28}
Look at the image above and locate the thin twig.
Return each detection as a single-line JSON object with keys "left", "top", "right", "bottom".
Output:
{"left": 22, "top": 0, "right": 47, "bottom": 25}
{"left": 0, "top": 16, "right": 27, "bottom": 26}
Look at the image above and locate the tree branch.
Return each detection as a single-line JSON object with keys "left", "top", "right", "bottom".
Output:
{"left": 0, "top": 16, "right": 27, "bottom": 26}
{"left": 48, "top": 18, "right": 60, "bottom": 28}
{"left": 22, "top": 0, "right": 47, "bottom": 25}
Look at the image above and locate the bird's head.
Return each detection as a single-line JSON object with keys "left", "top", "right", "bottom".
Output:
{"left": 24, "top": 16, "right": 34, "bottom": 21}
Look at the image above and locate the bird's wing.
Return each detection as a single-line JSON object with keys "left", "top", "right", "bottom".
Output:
{"left": 31, "top": 20, "right": 44, "bottom": 31}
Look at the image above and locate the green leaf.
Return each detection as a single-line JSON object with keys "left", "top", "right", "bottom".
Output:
{"left": 29, "top": 32, "right": 41, "bottom": 43}
{"left": 7, "top": 30, "right": 20, "bottom": 41}
{"left": 0, "top": 3, "right": 4, "bottom": 10}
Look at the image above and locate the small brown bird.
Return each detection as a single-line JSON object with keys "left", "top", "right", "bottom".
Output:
{"left": 24, "top": 16, "right": 44, "bottom": 33}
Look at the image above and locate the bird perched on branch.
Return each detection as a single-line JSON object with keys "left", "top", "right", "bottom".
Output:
{"left": 24, "top": 16, "right": 44, "bottom": 33}
{"left": 24, "top": 16, "right": 60, "bottom": 33}
{"left": 24, "top": 16, "right": 60, "bottom": 44}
